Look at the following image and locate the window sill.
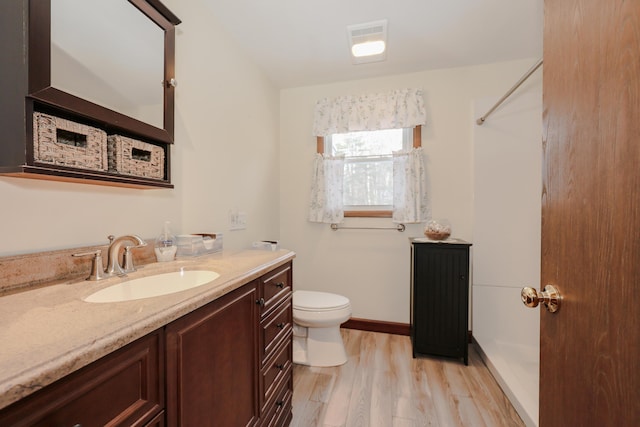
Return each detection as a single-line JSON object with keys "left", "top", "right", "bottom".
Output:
{"left": 344, "top": 210, "right": 392, "bottom": 218}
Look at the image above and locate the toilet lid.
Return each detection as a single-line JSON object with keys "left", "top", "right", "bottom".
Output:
{"left": 293, "top": 290, "right": 350, "bottom": 311}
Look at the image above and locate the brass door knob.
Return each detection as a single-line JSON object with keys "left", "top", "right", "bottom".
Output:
{"left": 521, "top": 284, "right": 562, "bottom": 313}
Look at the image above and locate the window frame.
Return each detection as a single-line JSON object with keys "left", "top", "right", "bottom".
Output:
{"left": 316, "top": 125, "right": 422, "bottom": 218}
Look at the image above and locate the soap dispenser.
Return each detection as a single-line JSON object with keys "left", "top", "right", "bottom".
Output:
{"left": 155, "top": 221, "right": 177, "bottom": 262}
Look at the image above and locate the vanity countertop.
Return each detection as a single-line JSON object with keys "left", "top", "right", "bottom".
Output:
{"left": 0, "top": 248, "right": 295, "bottom": 410}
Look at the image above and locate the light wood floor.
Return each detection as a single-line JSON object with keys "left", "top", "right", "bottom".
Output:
{"left": 291, "top": 329, "right": 524, "bottom": 427}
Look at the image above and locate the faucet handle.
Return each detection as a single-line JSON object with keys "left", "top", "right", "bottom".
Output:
{"left": 122, "top": 246, "right": 137, "bottom": 273}
{"left": 72, "top": 250, "right": 107, "bottom": 281}
{"left": 122, "top": 240, "right": 147, "bottom": 274}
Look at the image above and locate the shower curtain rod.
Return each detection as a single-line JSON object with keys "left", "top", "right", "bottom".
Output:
{"left": 476, "top": 58, "right": 543, "bottom": 126}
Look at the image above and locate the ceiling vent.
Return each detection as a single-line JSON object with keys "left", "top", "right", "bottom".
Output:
{"left": 347, "top": 19, "right": 388, "bottom": 64}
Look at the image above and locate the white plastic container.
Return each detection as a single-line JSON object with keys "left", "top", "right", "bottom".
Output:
{"left": 176, "top": 233, "right": 223, "bottom": 257}
{"left": 155, "top": 221, "right": 177, "bottom": 262}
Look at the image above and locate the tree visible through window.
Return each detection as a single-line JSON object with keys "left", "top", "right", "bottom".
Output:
{"left": 324, "top": 128, "right": 414, "bottom": 214}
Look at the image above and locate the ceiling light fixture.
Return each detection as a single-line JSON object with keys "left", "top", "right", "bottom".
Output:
{"left": 347, "top": 20, "right": 387, "bottom": 64}
{"left": 351, "top": 40, "right": 386, "bottom": 58}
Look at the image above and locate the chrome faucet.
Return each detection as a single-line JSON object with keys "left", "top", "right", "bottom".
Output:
{"left": 72, "top": 234, "right": 147, "bottom": 280}
{"left": 105, "top": 234, "right": 147, "bottom": 276}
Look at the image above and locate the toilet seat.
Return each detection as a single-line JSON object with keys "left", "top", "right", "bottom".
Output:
{"left": 293, "top": 290, "right": 350, "bottom": 312}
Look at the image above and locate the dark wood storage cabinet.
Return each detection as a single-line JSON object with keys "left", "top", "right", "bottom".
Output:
{"left": 165, "top": 260, "right": 294, "bottom": 427}
{"left": 0, "top": 261, "right": 294, "bottom": 427}
{"left": 410, "top": 239, "right": 471, "bottom": 365}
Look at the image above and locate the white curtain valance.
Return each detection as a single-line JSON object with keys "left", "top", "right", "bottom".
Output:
{"left": 312, "top": 88, "right": 427, "bottom": 137}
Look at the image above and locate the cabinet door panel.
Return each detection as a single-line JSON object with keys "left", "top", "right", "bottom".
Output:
{"left": 412, "top": 242, "right": 470, "bottom": 364}
{"left": 0, "top": 331, "right": 163, "bottom": 427}
{"left": 165, "top": 283, "right": 259, "bottom": 427}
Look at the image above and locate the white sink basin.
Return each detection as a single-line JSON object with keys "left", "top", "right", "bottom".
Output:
{"left": 84, "top": 270, "right": 220, "bottom": 303}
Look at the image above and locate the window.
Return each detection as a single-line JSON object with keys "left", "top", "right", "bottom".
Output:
{"left": 318, "top": 126, "right": 421, "bottom": 217}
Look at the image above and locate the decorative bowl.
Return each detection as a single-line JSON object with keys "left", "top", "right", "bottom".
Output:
{"left": 424, "top": 219, "right": 451, "bottom": 240}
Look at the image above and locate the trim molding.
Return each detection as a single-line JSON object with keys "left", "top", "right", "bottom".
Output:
{"left": 341, "top": 318, "right": 473, "bottom": 341}
{"left": 341, "top": 318, "right": 410, "bottom": 336}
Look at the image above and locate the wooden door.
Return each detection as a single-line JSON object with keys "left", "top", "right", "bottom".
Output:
{"left": 541, "top": 1, "right": 640, "bottom": 425}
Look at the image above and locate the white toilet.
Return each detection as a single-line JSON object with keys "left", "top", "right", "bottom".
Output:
{"left": 292, "top": 290, "right": 352, "bottom": 367}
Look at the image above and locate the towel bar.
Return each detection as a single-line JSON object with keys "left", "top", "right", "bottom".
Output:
{"left": 330, "top": 223, "right": 405, "bottom": 232}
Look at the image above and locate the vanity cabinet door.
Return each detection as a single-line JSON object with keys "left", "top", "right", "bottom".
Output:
{"left": 0, "top": 330, "right": 164, "bottom": 427}
{"left": 165, "top": 282, "right": 260, "bottom": 427}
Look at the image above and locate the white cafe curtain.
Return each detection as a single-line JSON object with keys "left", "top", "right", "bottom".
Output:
{"left": 392, "top": 147, "right": 429, "bottom": 223}
{"left": 308, "top": 154, "right": 345, "bottom": 224}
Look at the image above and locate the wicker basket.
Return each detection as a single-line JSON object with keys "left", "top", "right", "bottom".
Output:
{"left": 32, "top": 112, "right": 108, "bottom": 171}
{"left": 107, "top": 135, "right": 165, "bottom": 179}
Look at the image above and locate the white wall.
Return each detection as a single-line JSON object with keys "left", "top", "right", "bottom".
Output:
{"left": 0, "top": 0, "right": 280, "bottom": 257}
{"left": 279, "top": 58, "right": 541, "bottom": 323}
{"left": 473, "top": 88, "right": 542, "bottom": 427}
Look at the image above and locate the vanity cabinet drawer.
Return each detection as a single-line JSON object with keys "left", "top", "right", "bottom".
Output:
{"left": 261, "top": 379, "right": 293, "bottom": 427}
{"left": 261, "top": 375, "right": 293, "bottom": 427}
{"left": 259, "top": 263, "right": 292, "bottom": 317}
{"left": 0, "top": 331, "right": 164, "bottom": 427}
{"left": 257, "top": 262, "right": 293, "bottom": 426}
{"left": 272, "top": 387, "right": 293, "bottom": 427}
{"left": 261, "top": 298, "right": 292, "bottom": 362}
{"left": 145, "top": 410, "right": 165, "bottom": 427}
{"left": 261, "top": 339, "right": 292, "bottom": 412}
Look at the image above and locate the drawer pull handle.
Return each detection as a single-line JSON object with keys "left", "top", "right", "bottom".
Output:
{"left": 276, "top": 363, "right": 285, "bottom": 370}
{"left": 274, "top": 282, "right": 285, "bottom": 289}
{"left": 276, "top": 322, "right": 285, "bottom": 329}
{"left": 256, "top": 298, "right": 265, "bottom": 307}
{"left": 276, "top": 400, "right": 285, "bottom": 407}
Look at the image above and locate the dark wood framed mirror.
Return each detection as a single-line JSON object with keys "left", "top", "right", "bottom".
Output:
{"left": 28, "top": 0, "right": 181, "bottom": 144}
{"left": 0, "top": 0, "right": 180, "bottom": 188}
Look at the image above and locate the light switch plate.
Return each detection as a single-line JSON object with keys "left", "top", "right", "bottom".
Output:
{"left": 229, "top": 209, "right": 247, "bottom": 230}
